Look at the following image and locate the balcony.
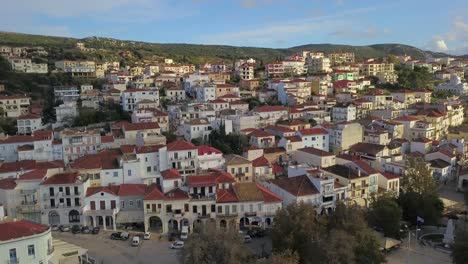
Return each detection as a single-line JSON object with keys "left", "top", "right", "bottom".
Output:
{"left": 84, "top": 208, "right": 119, "bottom": 216}
{"left": 190, "top": 194, "right": 216, "bottom": 201}
{"left": 44, "top": 204, "right": 82, "bottom": 210}
{"left": 7, "top": 258, "right": 19, "bottom": 264}
{"left": 218, "top": 212, "right": 238, "bottom": 218}
{"left": 145, "top": 209, "right": 162, "bottom": 215}
{"left": 245, "top": 212, "right": 257, "bottom": 217}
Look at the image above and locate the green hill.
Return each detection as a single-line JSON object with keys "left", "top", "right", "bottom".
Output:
{"left": 0, "top": 31, "right": 453, "bottom": 64}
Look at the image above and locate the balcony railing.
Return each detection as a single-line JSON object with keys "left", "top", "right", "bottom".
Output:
{"left": 43, "top": 192, "right": 81, "bottom": 199}
{"left": 219, "top": 212, "right": 238, "bottom": 217}
{"left": 84, "top": 208, "right": 119, "bottom": 215}
{"left": 44, "top": 204, "right": 81, "bottom": 209}
{"left": 17, "top": 204, "right": 41, "bottom": 214}
{"left": 7, "top": 258, "right": 19, "bottom": 264}
{"left": 145, "top": 209, "right": 162, "bottom": 214}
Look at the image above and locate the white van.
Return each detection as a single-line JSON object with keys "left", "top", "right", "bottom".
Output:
{"left": 132, "top": 236, "right": 140, "bottom": 247}
{"left": 180, "top": 226, "right": 189, "bottom": 240}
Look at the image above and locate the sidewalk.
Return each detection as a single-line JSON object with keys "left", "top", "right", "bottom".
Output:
{"left": 386, "top": 236, "right": 451, "bottom": 264}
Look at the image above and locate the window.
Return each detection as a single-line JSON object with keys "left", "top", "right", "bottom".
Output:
{"left": 232, "top": 205, "right": 237, "bottom": 213}
{"left": 121, "top": 201, "right": 125, "bottom": 209}
{"left": 129, "top": 200, "right": 134, "bottom": 207}
{"left": 258, "top": 204, "right": 262, "bottom": 211}
{"left": 137, "top": 200, "right": 142, "bottom": 208}
{"left": 28, "top": 245, "right": 35, "bottom": 256}
{"left": 245, "top": 167, "right": 249, "bottom": 173}
{"left": 217, "top": 206, "right": 222, "bottom": 213}
{"left": 147, "top": 166, "right": 151, "bottom": 172}
{"left": 145, "top": 157, "right": 148, "bottom": 162}
{"left": 240, "top": 204, "right": 244, "bottom": 212}
{"left": 128, "top": 170, "right": 132, "bottom": 176}
{"left": 113, "top": 172, "right": 118, "bottom": 177}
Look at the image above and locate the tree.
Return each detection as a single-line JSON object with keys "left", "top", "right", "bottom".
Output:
{"left": 257, "top": 250, "right": 299, "bottom": 264}
{"left": 367, "top": 193, "right": 403, "bottom": 238}
{"left": 452, "top": 230, "right": 468, "bottom": 264}
{"left": 179, "top": 222, "right": 254, "bottom": 264}
{"left": 271, "top": 203, "right": 325, "bottom": 264}
{"left": 396, "top": 66, "right": 433, "bottom": 89}
{"left": 321, "top": 230, "right": 356, "bottom": 264}
{"left": 402, "top": 157, "right": 438, "bottom": 196}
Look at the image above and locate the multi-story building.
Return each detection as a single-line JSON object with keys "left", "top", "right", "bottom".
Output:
{"left": 253, "top": 106, "right": 289, "bottom": 126}
{"left": 54, "top": 60, "right": 97, "bottom": 78}
{"left": 0, "top": 94, "right": 30, "bottom": 118}
{"left": 328, "top": 52, "right": 355, "bottom": 65}
{"left": 180, "top": 118, "right": 212, "bottom": 142}
{"left": 265, "top": 62, "right": 284, "bottom": 78}
{"left": 296, "top": 128, "right": 329, "bottom": 151}
{"left": 0, "top": 131, "right": 55, "bottom": 162}
{"left": 224, "top": 154, "right": 253, "bottom": 183}
{"left": 7, "top": 57, "right": 48, "bottom": 73}
{"left": 54, "top": 86, "right": 79, "bottom": 103}
{"left": 166, "top": 140, "right": 198, "bottom": 180}
{"left": 17, "top": 114, "right": 42, "bottom": 135}
{"left": 195, "top": 84, "right": 216, "bottom": 103}
{"left": 332, "top": 102, "right": 357, "bottom": 122}
{"left": 238, "top": 63, "right": 254, "bottom": 80}
{"left": 121, "top": 88, "right": 160, "bottom": 112}
{"left": 321, "top": 122, "right": 364, "bottom": 153}
{"left": 197, "top": 146, "right": 225, "bottom": 171}
{"left": 60, "top": 128, "right": 102, "bottom": 163}
{"left": 282, "top": 60, "right": 306, "bottom": 75}
{"left": 307, "top": 56, "right": 331, "bottom": 73}
{"left": 0, "top": 220, "right": 54, "bottom": 264}
{"left": 360, "top": 60, "right": 395, "bottom": 77}
{"left": 39, "top": 172, "right": 90, "bottom": 226}
{"left": 166, "top": 87, "right": 186, "bottom": 102}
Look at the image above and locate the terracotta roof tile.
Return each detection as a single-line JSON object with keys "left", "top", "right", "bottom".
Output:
{"left": 0, "top": 220, "right": 49, "bottom": 241}
{"left": 40, "top": 172, "right": 80, "bottom": 185}
{"left": 161, "top": 169, "right": 181, "bottom": 180}
{"left": 167, "top": 140, "right": 197, "bottom": 151}
{"left": 0, "top": 177, "right": 17, "bottom": 190}
{"left": 270, "top": 175, "right": 319, "bottom": 196}
{"left": 298, "top": 128, "right": 328, "bottom": 136}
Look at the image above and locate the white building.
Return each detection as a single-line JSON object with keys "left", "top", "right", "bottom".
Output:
{"left": 17, "top": 114, "right": 42, "bottom": 135}
{"left": 54, "top": 102, "right": 78, "bottom": 126}
{"left": 296, "top": 128, "right": 329, "bottom": 151}
{"left": 332, "top": 103, "right": 357, "bottom": 122}
{"left": 39, "top": 172, "right": 90, "bottom": 226}
{"left": 0, "top": 220, "right": 53, "bottom": 264}
{"left": 121, "top": 88, "right": 160, "bottom": 112}
{"left": 197, "top": 146, "right": 225, "bottom": 171}
{"left": 434, "top": 75, "right": 468, "bottom": 95}
{"left": 196, "top": 84, "right": 216, "bottom": 103}
{"left": 7, "top": 57, "right": 48, "bottom": 73}
{"left": 54, "top": 86, "right": 79, "bottom": 103}
{"left": 239, "top": 63, "right": 255, "bottom": 80}
{"left": 180, "top": 118, "right": 212, "bottom": 142}
{"left": 0, "top": 95, "right": 31, "bottom": 118}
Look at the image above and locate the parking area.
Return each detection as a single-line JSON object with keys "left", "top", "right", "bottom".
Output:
{"left": 52, "top": 230, "right": 179, "bottom": 264}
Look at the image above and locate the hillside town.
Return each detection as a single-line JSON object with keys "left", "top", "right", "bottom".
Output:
{"left": 0, "top": 41, "right": 468, "bottom": 264}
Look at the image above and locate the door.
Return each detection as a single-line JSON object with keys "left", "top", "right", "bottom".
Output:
{"left": 100, "top": 201, "right": 106, "bottom": 210}
{"left": 90, "top": 201, "right": 96, "bottom": 210}
{"left": 9, "top": 249, "right": 17, "bottom": 264}
{"left": 110, "top": 200, "right": 116, "bottom": 209}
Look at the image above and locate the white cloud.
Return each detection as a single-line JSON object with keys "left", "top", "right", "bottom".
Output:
{"left": 427, "top": 36, "right": 449, "bottom": 52}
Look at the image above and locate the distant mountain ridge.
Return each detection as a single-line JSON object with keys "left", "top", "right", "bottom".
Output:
{"left": 0, "top": 31, "right": 459, "bottom": 64}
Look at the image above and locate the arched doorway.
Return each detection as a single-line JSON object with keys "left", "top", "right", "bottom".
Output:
{"left": 239, "top": 217, "right": 249, "bottom": 230}
{"left": 168, "top": 219, "right": 178, "bottom": 231}
{"left": 180, "top": 218, "right": 190, "bottom": 231}
{"left": 105, "top": 216, "right": 113, "bottom": 228}
{"left": 220, "top": 219, "right": 227, "bottom": 229}
{"left": 49, "top": 211, "right": 60, "bottom": 225}
{"left": 265, "top": 218, "right": 271, "bottom": 226}
{"left": 69, "top": 210, "right": 80, "bottom": 223}
{"left": 149, "top": 216, "right": 163, "bottom": 232}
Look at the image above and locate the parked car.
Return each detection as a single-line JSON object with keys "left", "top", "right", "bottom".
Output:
{"left": 59, "top": 225, "right": 70, "bottom": 232}
{"left": 170, "top": 241, "right": 184, "bottom": 249}
{"left": 92, "top": 227, "right": 100, "bottom": 234}
{"left": 120, "top": 232, "right": 130, "bottom": 241}
{"left": 81, "top": 226, "right": 91, "bottom": 234}
{"left": 132, "top": 236, "right": 140, "bottom": 247}
{"left": 244, "top": 235, "right": 252, "bottom": 243}
{"left": 180, "top": 226, "right": 189, "bottom": 240}
{"left": 51, "top": 225, "right": 60, "bottom": 231}
{"left": 71, "top": 225, "right": 81, "bottom": 234}
{"left": 110, "top": 232, "right": 122, "bottom": 240}
{"left": 143, "top": 232, "right": 151, "bottom": 240}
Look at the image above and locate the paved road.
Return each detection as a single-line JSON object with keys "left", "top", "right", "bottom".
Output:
{"left": 53, "top": 230, "right": 179, "bottom": 264}
{"left": 386, "top": 235, "right": 451, "bottom": 264}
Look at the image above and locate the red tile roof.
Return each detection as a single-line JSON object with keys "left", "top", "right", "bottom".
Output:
{"left": 0, "top": 220, "right": 49, "bottom": 242}
{"left": 250, "top": 129, "right": 274, "bottom": 138}
{"left": 298, "top": 128, "right": 328, "bottom": 136}
{"left": 284, "top": 136, "right": 302, "bottom": 142}
{"left": 0, "top": 178, "right": 17, "bottom": 190}
{"left": 270, "top": 175, "right": 319, "bottom": 196}
{"left": 298, "top": 147, "right": 333, "bottom": 157}
{"left": 161, "top": 169, "right": 181, "bottom": 180}
{"left": 144, "top": 184, "right": 165, "bottom": 200}
{"left": 136, "top": 144, "right": 165, "bottom": 154}
{"left": 18, "top": 169, "right": 48, "bottom": 181}
{"left": 413, "top": 137, "right": 432, "bottom": 143}
{"left": 216, "top": 188, "right": 239, "bottom": 203}
{"left": 41, "top": 172, "right": 80, "bottom": 185}
{"left": 117, "top": 184, "right": 147, "bottom": 196}
{"left": 17, "top": 113, "right": 42, "bottom": 120}
{"left": 254, "top": 105, "right": 288, "bottom": 113}
{"left": 438, "top": 149, "right": 456, "bottom": 158}
{"left": 252, "top": 156, "right": 270, "bottom": 167}
{"left": 85, "top": 186, "right": 119, "bottom": 197}
{"left": 167, "top": 140, "right": 197, "bottom": 151}
{"left": 0, "top": 160, "right": 36, "bottom": 173}
{"left": 17, "top": 145, "right": 34, "bottom": 151}
{"left": 101, "top": 135, "right": 114, "bottom": 143}
{"left": 381, "top": 172, "right": 400, "bottom": 180}
{"left": 198, "top": 145, "right": 222, "bottom": 155}
{"left": 165, "top": 188, "right": 189, "bottom": 200}
{"left": 123, "top": 122, "right": 160, "bottom": 131}
{"left": 71, "top": 149, "right": 121, "bottom": 170}
{"left": 188, "top": 174, "right": 217, "bottom": 187}
{"left": 257, "top": 184, "right": 282, "bottom": 203}
{"left": 393, "top": 115, "right": 420, "bottom": 122}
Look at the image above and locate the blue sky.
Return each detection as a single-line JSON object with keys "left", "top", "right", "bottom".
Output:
{"left": 1, "top": 0, "right": 468, "bottom": 54}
